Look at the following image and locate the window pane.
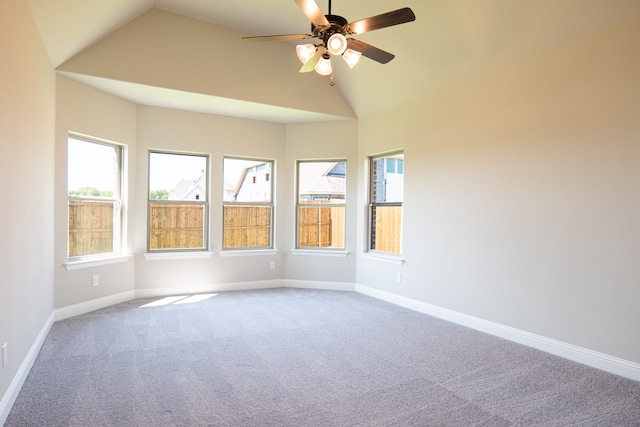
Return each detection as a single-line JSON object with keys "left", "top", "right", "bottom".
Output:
{"left": 223, "top": 158, "right": 272, "bottom": 203}
{"left": 371, "top": 205, "right": 402, "bottom": 254}
{"left": 223, "top": 157, "right": 274, "bottom": 249}
{"left": 223, "top": 205, "right": 272, "bottom": 248}
{"left": 68, "top": 136, "right": 122, "bottom": 258}
{"left": 68, "top": 200, "right": 116, "bottom": 257}
{"left": 298, "top": 161, "right": 346, "bottom": 204}
{"left": 297, "top": 161, "right": 346, "bottom": 249}
{"left": 370, "top": 152, "right": 403, "bottom": 255}
{"left": 148, "top": 202, "right": 205, "bottom": 250}
{"left": 372, "top": 154, "right": 403, "bottom": 203}
{"left": 298, "top": 205, "right": 345, "bottom": 248}
{"left": 68, "top": 137, "right": 118, "bottom": 197}
{"left": 386, "top": 158, "right": 396, "bottom": 173}
{"left": 149, "top": 152, "right": 207, "bottom": 201}
{"left": 148, "top": 151, "right": 208, "bottom": 251}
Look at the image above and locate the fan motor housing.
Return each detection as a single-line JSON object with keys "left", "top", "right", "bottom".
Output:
{"left": 312, "top": 14, "right": 349, "bottom": 41}
{"left": 325, "top": 14, "right": 348, "bottom": 26}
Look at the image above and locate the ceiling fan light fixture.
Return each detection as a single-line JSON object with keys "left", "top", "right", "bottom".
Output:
{"left": 327, "top": 33, "right": 347, "bottom": 56}
{"left": 296, "top": 43, "right": 317, "bottom": 64}
{"left": 342, "top": 48, "right": 362, "bottom": 69}
{"left": 244, "top": 2, "right": 415, "bottom": 80}
{"left": 315, "top": 55, "right": 333, "bottom": 76}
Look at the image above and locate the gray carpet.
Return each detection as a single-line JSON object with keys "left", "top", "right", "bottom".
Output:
{"left": 6, "top": 288, "right": 640, "bottom": 426}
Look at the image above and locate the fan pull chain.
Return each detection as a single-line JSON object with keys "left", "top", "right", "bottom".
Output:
{"left": 330, "top": 57, "right": 335, "bottom": 86}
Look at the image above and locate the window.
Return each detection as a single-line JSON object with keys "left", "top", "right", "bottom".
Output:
{"left": 369, "top": 152, "right": 403, "bottom": 254}
{"left": 223, "top": 157, "right": 274, "bottom": 249}
{"left": 68, "top": 135, "right": 123, "bottom": 258}
{"left": 296, "top": 160, "right": 346, "bottom": 249}
{"left": 148, "top": 151, "right": 209, "bottom": 251}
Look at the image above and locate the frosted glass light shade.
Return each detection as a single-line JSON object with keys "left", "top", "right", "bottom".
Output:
{"left": 315, "top": 56, "right": 332, "bottom": 75}
{"left": 327, "top": 33, "right": 347, "bottom": 56}
{"left": 296, "top": 44, "right": 317, "bottom": 64}
{"left": 342, "top": 48, "right": 362, "bottom": 69}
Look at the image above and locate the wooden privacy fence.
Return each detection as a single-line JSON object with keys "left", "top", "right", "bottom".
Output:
{"left": 298, "top": 205, "right": 345, "bottom": 248}
{"left": 70, "top": 201, "right": 400, "bottom": 254}
{"left": 149, "top": 202, "right": 205, "bottom": 249}
{"left": 223, "top": 205, "right": 271, "bottom": 248}
{"left": 371, "top": 205, "right": 402, "bottom": 254}
{"left": 68, "top": 200, "right": 115, "bottom": 257}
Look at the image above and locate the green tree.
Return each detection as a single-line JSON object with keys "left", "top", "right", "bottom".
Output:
{"left": 150, "top": 189, "right": 169, "bottom": 200}
{"left": 69, "top": 187, "right": 113, "bottom": 197}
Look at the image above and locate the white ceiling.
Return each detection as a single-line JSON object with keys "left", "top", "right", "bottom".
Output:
{"left": 27, "top": 0, "right": 640, "bottom": 123}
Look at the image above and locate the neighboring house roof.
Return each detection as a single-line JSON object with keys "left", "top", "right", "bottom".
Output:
{"left": 232, "top": 162, "right": 271, "bottom": 202}
{"left": 299, "top": 162, "right": 345, "bottom": 199}
{"left": 227, "top": 160, "right": 346, "bottom": 202}
{"left": 170, "top": 170, "right": 206, "bottom": 200}
{"left": 223, "top": 179, "right": 236, "bottom": 200}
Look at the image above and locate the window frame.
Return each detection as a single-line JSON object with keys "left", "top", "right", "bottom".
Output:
{"left": 67, "top": 134, "right": 124, "bottom": 261}
{"left": 147, "top": 150, "right": 210, "bottom": 253}
{"left": 295, "top": 159, "right": 347, "bottom": 251}
{"left": 368, "top": 150, "right": 404, "bottom": 255}
{"left": 222, "top": 156, "right": 275, "bottom": 250}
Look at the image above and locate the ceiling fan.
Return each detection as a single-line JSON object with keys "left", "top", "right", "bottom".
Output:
{"left": 242, "top": 0, "right": 416, "bottom": 84}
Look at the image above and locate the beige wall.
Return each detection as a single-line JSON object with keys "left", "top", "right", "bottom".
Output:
{"left": 284, "top": 121, "right": 359, "bottom": 283}
{"left": 134, "top": 106, "right": 287, "bottom": 290}
{"left": 52, "top": 89, "right": 360, "bottom": 296}
{"left": 357, "top": 16, "right": 640, "bottom": 363}
{"left": 58, "top": 8, "right": 354, "bottom": 120}
{"left": 53, "top": 76, "right": 137, "bottom": 309}
{"left": 0, "top": 0, "right": 55, "bottom": 416}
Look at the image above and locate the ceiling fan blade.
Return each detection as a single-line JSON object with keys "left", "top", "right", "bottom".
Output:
{"left": 347, "top": 7, "right": 416, "bottom": 35}
{"left": 293, "top": 0, "right": 330, "bottom": 27}
{"left": 347, "top": 38, "right": 395, "bottom": 64}
{"left": 299, "top": 49, "right": 323, "bottom": 73}
{"left": 242, "top": 34, "right": 314, "bottom": 42}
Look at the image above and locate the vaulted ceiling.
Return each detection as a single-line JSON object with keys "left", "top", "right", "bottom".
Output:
{"left": 27, "top": 0, "right": 640, "bottom": 123}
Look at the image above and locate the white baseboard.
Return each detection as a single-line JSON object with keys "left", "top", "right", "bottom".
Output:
{"left": 134, "top": 280, "right": 285, "bottom": 299}
{"left": 0, "top": 312, "right": 54, "bottom": 426}
{"left": 281, "top": 279, "right": 355, "bottom": 292}
{"left": 355, "top": 284, "right": 640, "bottom": 382}
{"left": 50, "top": 280, "right": 354, "bottom": 323}
{"left": 54, "top": 291, "right": 137, "bottom": 321}
{"left": 134, "top": 279, "right": 355, "bottom": 300}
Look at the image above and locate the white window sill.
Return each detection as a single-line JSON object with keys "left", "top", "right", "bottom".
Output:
{"left": 144, "top": 251, "right": 213, "bottom": 261}
{"left": 361, "top": 253, "right": 405, "bottom": 265}
{"left": 65, "top": 254, "right": 132, "bottom": 270}
{"left": 290, "top": 249, "right": 350, "bottom": 258}
{"left": 219, "top": 249, "right": 278, "bottom": 257}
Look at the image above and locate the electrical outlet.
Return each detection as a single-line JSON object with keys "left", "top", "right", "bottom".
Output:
{"left": 2, "top": 343, "right": 7, "bottom": 368}
{"left": 92, "top": 274, "right": 99, "bottom": 286}
{"left": 269, "top": 261, "right": 275, "bottom": 270}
